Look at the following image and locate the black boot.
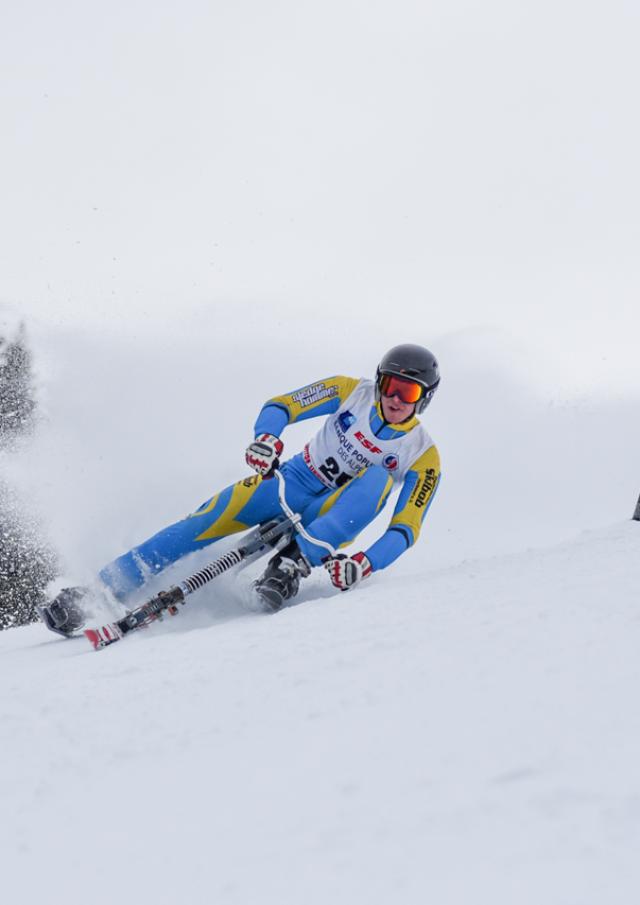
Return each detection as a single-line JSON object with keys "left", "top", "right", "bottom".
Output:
{"left": 253, "top": 540, "right": 311, "bottom": 613}
{"left": 38, "top": 587, "right": 88, "bottom": 637}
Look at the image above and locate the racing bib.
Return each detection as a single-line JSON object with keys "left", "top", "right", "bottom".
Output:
{"left": 303, "top": 379, "right": 434, "bottom": 489}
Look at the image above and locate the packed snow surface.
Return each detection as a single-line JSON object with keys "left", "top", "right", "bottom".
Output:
{"left": 2, "top": 521, "right": 639, "bottom": 905}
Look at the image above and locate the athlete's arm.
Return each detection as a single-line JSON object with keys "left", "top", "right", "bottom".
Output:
{"left": 253, "top": 376, "right": 360, "bottom": 438}
{"left": 364, "top": 445, "right": 441, "bottom": 571}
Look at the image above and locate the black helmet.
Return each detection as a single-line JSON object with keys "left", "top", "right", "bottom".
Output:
{"left": 375, "top": 343, "right": 440, "bottom": 415}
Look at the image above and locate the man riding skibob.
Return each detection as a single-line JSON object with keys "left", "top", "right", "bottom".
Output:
{"left": 40, "top": 343, "right": 441, "bottom": 636}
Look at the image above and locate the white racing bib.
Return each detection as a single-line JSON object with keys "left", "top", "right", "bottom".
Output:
{"left": 303, "top": 379, "right": 434, "bottom": 489}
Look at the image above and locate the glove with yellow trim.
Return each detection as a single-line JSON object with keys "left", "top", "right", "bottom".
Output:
{"left": 245, "top": 433, "right": 284, "bottom": 478}
{"left": 325, "top": 552, "right": 373, "bottom": 591}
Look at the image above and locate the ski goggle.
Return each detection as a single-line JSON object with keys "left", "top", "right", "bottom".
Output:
{"left": 378, "top": 373, "right": 425, "bottom": 405}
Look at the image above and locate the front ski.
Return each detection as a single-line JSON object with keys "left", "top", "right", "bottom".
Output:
{"left": 83, "top": 516, "right": 295, "bottom": 650}
{"left": 83, "top": 585, "right": 188, "bottom": 649}
{"left": 84, "top": 624, "right": 124, "bottom": 650}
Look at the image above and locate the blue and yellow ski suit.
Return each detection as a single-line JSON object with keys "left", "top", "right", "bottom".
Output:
{"left": 99, "top": 376, "right": 441, "bottom": 600}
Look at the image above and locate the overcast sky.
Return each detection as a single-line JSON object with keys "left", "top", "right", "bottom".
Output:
{"left": 1, "top": 1, "right": 639, "bottom": 394}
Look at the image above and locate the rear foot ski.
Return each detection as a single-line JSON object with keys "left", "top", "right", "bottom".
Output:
{"left": 253, "top": 540, "right": 310, "bottom": 613}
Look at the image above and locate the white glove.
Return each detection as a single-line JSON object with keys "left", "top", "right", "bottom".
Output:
{"left": 245, "top": 433, "right": 284, "bottom": 478}
{"left": 325, "top": 552, "right": 373, "bottom": 591}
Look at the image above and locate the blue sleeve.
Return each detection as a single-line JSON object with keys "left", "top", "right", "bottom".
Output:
{"left": 253, "top": 396, "right": 343, "bottom": 438}
{"left": 253, "top": 376, "right": 359, "bottom": 438}
{"left": 365, "top": 450, "right": 441, "bottom": 570}
{"left": 253, "top": 403, "right": 291, "bottom": 438}
{"left": 365, "top": 527, "right": 412, "bottom": 571}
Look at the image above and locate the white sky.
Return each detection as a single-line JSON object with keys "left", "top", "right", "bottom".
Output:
{"left": 1, "top": 0, "right": 639, "bottom": 394}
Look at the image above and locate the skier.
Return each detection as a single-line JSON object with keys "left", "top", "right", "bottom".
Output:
{"left": 40, "top": 344, "right": 441, "bottom": 636}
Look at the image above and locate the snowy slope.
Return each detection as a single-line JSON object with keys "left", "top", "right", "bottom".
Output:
{"left": 2, "top": 521, "right": 639, "bottom": 905}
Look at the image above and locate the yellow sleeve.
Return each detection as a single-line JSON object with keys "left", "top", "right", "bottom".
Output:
{"left": 266, "top": 375, "right": 360, "bottom": 425}
{"left": 389, "top": 445, "right": 441, "bottom": 545}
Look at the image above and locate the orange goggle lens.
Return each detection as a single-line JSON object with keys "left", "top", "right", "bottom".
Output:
{"left": 378, "top": 374, "right": 424, "bottom": 404}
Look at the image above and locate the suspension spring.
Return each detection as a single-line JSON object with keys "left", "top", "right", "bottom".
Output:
{"left": 180, "top": 549, "right": 244, "bottom": 595}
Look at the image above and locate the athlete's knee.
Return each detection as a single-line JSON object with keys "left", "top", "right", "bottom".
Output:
{"left": 324, "top": 466, "right": 393, "bottom": 528}
{"left": 356, "top": 466, "right": 394, "bottom": 509}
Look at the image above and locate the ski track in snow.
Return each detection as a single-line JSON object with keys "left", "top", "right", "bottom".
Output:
{"left": 2, "top": 521, "right": 639, "bottom": 905}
